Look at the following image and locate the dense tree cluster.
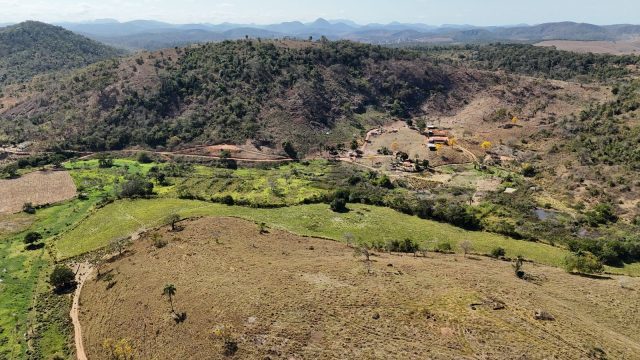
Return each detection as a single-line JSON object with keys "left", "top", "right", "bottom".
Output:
{"left": 565, "top": 81, "right": 640, "bottom": 170}
{"left": 411, "top": 43, "right": 638, "bottom": 81}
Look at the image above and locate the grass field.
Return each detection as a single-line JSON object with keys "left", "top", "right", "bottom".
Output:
{"left": 0, "top": 196, "right": 99, "bottom": 358}
{"left": 65, "top": 158, "right": 337, "bottom": 206}
{"left": 166, "top": 161, "right": 334, "bottom": 206}
{"left": 55, "top": 198, "right": 560, "bottom": 262}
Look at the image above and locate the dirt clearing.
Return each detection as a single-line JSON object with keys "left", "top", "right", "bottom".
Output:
{"left": 536, "top": 39, "right": 640, "bottom": 55}
{"left": 0, "top": 170, "right": 77, "bottom": 214}
{"left": 80, "top": 217, "right": 640, "bottom": 359}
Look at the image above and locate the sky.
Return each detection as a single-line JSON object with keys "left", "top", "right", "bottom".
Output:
{"left": 0, "top": 0, "right": 639, "bottom": 26}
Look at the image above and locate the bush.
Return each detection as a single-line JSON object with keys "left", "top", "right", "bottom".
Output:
{"left": 220, "top": 194, "right": 235, "bottom": 205}
{"left": 434, "top": 241, "right": 453, "bottom": 253}
{"left": 50, "top": 265, "right": 75, "bottom": 292}
{"left": 564, "top": 252, "right": 604, "bottom": 274}
{"left": 585, "top": 203, "right": 618, "bottom": 226}
{"left": 330, "top": 198, "right": 348, "bottom": 213}
{"left": 98, "top": 158, "right": 114, "bottom": 168}
{"left": 118, "top": 175, "right": 154, "bottom": 198}
{"left": 137, "top": 152, "right": 153, "bottom": 164}
{"left": 387, "top": 238, "right": 419, "bottom": 253}
{"left": 491, "top": 247, "right": 506, "bottom": 258}
{"left": 24, "top": 232, "right": 42, "bottom": 245}
{"left": 22, "top": 202, "right": 36, "bottom": 214}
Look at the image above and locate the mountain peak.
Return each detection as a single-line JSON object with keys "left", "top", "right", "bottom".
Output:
{"left": 311, "top": 18, "right": 332, "bottom": 27}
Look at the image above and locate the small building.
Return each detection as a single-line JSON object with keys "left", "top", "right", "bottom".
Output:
{"left": 427, "top": 143, "right": 437, "bottom": 151}
{"left": 429, "top": 130, "right": 448, "bottom": 137}
{"left": 428, "top": 136, "right": 449, "bottom": 145}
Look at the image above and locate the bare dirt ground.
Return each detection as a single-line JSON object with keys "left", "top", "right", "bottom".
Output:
{"left": 360, "top": 121, "right": 468, "bottom": 168}
{"left": 80, "top": 217, "right": 640, "bottom": 360}
{"left": 536, "top": 39, "right": 640, "bottom": 55}
{"left": 71, "top": 262, "right": 93, "bottom": 360}
{"left": 176, "top": 141, "right": 290, "bottom": 161}
{"left": 0, "top": 170, "right": 77, "bottom": 214}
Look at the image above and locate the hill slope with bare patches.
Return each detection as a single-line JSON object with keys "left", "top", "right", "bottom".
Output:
{"left": 80, "top": 217, "right": 640, "bottom": 359}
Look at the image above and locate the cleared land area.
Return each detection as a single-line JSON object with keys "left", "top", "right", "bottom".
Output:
{"left": 536, "top": 39, "right": 640, "bottom": 55}
{"left": 80, "top": 217, "right": 640, "bottom": 359}
{"left": 0, "top": 170, "right": 76, "bottom": 214}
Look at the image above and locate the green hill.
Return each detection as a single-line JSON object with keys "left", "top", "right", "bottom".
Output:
{"left": 0, "top": 21, "right": 122, "bottom": 86}
{"left": 0, "top": 40, "right": 459, "bottom": 153}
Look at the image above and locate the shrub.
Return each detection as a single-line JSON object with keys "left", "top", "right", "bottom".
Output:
{"left": 386, "top": 238, "right": 420, "bottom": 253}
{"left": 118, "top": 175, "right": 154, "bottom": 198}
{"left": 151, "top": 233, "right": 168, "bottom": 248}
{"left": 564, "top": 252, "right": 604, "bottom": 275}
{"left": 330, "top": 198, "right": 348, "bottom": 213}
{"left": 460, "top": 240, "right": 473, "bottom": 257}
{"left": 220, "top": 194, "right": 235, "bottom": 205}
{"left": 585, "top": 203, "right": 618, "bottom": 226}
{"left": 521, "top": 163, "right": 537, "bottom": 177}
{"left": 24, "top": 231, "right": 42, "bottom": 245}
{"left": 137, "top": 152, "right": 153, "bottom": 163}
{"left": 165, "top": 213, "right": 180, "bottom": 231}
{"left": 377, "top": 175, "right": 393, "bottom": 189}
{"left": 22, "top": 202, "right": 36, "bottom": 214}
{"left": 98, "top": 158, "right": 114, "bottom": 168}
{"left": 50, "top": 265, "right": 75, "bottom": 292}
{"left": 513, "top": 256, "right": 525, "bottom": 278}
{"left": 434, "top": 241, "right": 453, "bottom": 253}
{"left": 491, "top": 247, "right": 506, "bottom": 258}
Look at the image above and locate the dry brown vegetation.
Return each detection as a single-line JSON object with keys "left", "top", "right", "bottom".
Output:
{"left": 536, "top": 39, "right": 640, "bottom": 55}
{"left": 0, "top": 170, "right": 76, "bottom": 214}
{"left": 80, "top": 217, "right": 640, "bottom": 359}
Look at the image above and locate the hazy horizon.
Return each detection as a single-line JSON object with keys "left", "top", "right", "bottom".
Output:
{"left": 1, "top": 0, "right": 639, "bottom": 27}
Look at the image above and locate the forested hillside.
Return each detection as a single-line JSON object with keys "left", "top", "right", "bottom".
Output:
{"left": 413, "top": 43, "right": 640, "bottom": 81}
{"left": 0, "top": 40, "right": 463, "bottom": 153}
{"left": 0, "top": 21, "right": 122, "bottom": 86}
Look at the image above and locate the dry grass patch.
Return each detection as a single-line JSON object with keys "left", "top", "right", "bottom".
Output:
{"left": 80, "top": 217, "right": 640, "bottom": 359}
{"left": 0, "top": 170, "right": 76, "bottom": 214}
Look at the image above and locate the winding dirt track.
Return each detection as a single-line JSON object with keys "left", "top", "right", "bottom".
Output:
{"left": 71, "top": 263, "right": 92, "bottom": 360}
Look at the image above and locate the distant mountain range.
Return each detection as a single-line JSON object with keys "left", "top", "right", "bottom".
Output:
{"left": 29, "top": 19, "right": 640, "bottom": 50}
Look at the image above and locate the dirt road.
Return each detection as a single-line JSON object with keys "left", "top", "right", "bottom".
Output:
{"left": 71, "top": 263, "right": 92, "bottom": 360}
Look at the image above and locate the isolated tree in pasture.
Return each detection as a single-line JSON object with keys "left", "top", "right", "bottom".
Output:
{"left": 460, "top": 240, "right": 473, "bottom": 258}
{"left": 50, "top": 265, "right": 75, "bottom": 292}
{"left": 110, "top": 237, "right": 128, "bottom": 256}
{"left": 259, "top": 222, "right": 268, "bottom": 234}
{"left": 163, "top": 284, "right": 177, "bottom": 313}
{"left": 343, "top": 233, "right": 355, "bottom": 247}
{"left": 564, "top": 252, "right": 604, "bottom": 275}
{"left": 166, "top": 213, "right": 180, "bottom": 231}
{"left": 513, "top": 256, "right": 525, "bottom": 278}
{"left": 353, "top": 244, "right": 372, "bottom": 274}
{"left": 24, "top": 231, "right": 43, "bottom": 246}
